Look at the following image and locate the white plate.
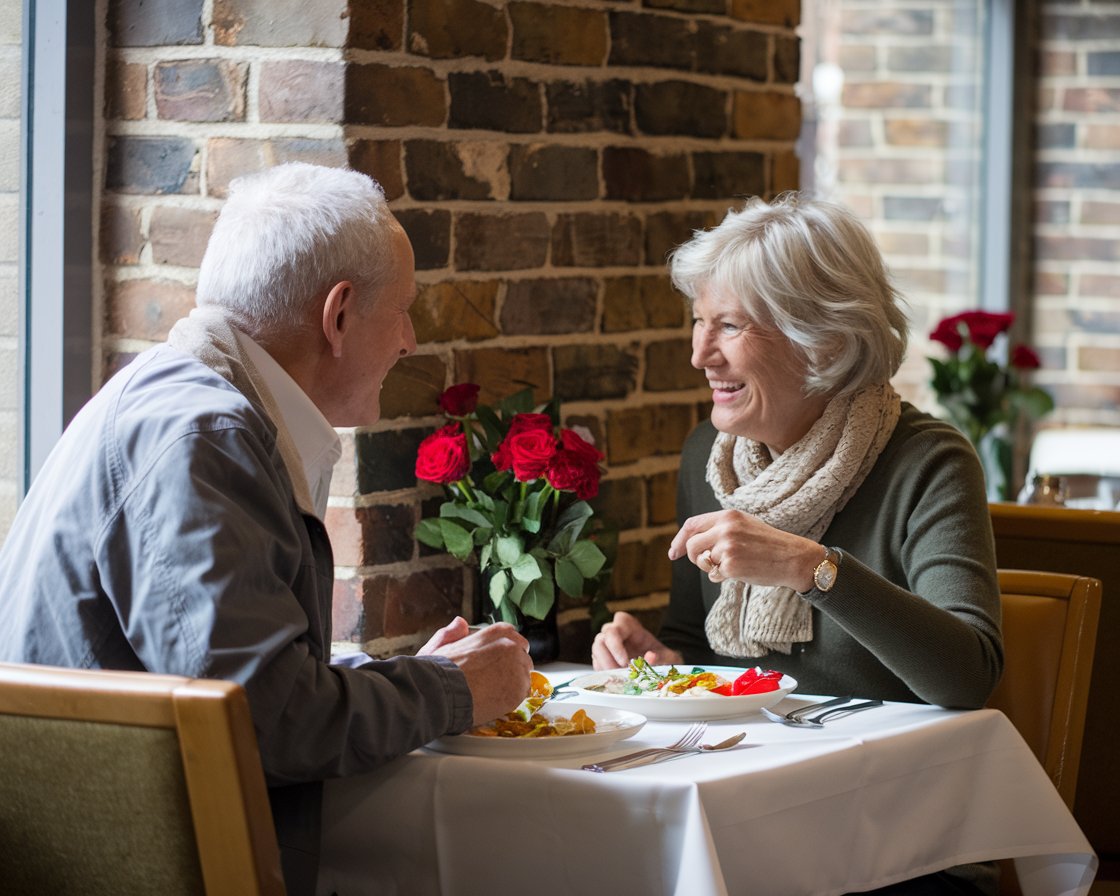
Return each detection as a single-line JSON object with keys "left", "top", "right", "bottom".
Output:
{"left": 426, "top": 705, "right": 647, "bottom": 759}
{"left": 566, "top": 666, "right": 796, "bottom": 721}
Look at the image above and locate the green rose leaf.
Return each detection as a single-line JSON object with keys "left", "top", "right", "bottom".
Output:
{"left": 519, "top": 575, "right": 555, "bottom": 620}
{"left": 554, "top": 556, "right": 585, "bottom": 598}
{"left": 488, "top": 568, "right": 511, "bottom": 608}
{"left": 439, "top": 519, "right": 474, "bottom": 561}
{"left": 441, "top": 503, "right": 491, "bottom": 528}
{"left": 414, "top": 518, "right": 446, "bottom": 549}
{"left": 495, "top": 534, "right": 524, "bottom": 566}
{"left": 510, "top": 551, "right": 543, "bottom": 584}
{"left": 567, "top": 539, "right": 607, "bottom": 577}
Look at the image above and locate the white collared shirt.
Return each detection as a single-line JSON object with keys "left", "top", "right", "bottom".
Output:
{"left": 235, "top": 331, "right": 341, "bottom": 519}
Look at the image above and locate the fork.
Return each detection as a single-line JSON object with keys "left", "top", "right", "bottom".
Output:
{"left": 581, "top": 721, "right": 707, "bottom": 773}
{"left": 763, "top": 696, "right": 854, "bottom": 723}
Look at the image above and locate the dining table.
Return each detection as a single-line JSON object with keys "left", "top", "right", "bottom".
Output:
{"left": 318, "top": 663, "right": 1098, "bottom": 896}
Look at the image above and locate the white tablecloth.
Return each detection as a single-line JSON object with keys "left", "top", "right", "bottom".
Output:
{"left": 319, "top": 665, "right": 1097, "bottom": 896}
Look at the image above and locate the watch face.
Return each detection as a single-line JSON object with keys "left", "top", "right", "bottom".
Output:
{"left": 815, "top": 561, "right": 838, "bottom": 591}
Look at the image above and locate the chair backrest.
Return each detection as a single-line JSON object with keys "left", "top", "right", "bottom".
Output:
{"left": 988, "top": 570, "right": 1102, "bottom": 809}
{"left": 0, "top": 662, "right": 286, "bottom": 896}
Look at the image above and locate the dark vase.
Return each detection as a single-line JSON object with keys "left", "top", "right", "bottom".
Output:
{"left": 516, "top": 602, "right": 560, "bottom": 665}
{"left": 477, "top": 572, "right": 560, "bottom": 665}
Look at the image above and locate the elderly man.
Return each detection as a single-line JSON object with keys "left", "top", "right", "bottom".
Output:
{"left": 0, "top": 163, "right": 532, "bottom": 894}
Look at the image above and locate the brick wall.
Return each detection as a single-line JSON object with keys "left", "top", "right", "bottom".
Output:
{"left": 802, "top": 0, "right": 1120, "bottom": 437}
{"left": 101, "top": 0, "right": 803, "bottom": 659}
{"left": 0, "top": 0, "right": 21, "bottom": 540}
{"left": 1032, "top": 0, "right": 1120, "bottom": 428}
{"left": 800, "top": 1, "right": 988, "bottom": 412}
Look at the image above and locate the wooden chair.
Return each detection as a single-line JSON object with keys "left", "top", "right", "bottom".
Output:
{"left": 0, "top": 662, "right": 286, "bottom": 895}
{"left": 988, "top": 570, "right": 1102, "bottom": 809}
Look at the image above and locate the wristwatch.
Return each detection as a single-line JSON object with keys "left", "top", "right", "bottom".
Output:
{"left": 812, "top": 547, "right": 841, "bottom": 592}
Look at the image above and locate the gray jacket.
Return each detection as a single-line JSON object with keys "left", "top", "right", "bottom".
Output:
{"left": 0, "top": 340, "right": 472, "bottom": 893}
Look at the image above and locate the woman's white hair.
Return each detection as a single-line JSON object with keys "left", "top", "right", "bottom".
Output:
{"left": 196, "top": 162, "right": 400, "bottom": 339}
{"left": 669, "top": 192, "right": 909, "bottom": 396}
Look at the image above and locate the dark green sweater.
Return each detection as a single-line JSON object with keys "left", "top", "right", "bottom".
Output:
{"left": 660, "top": 402, "right": 1003, "bottom": 710}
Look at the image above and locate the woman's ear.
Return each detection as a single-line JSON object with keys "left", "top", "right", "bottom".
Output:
{"left": 321, "top": 281, "right": 354, "bottom": 359}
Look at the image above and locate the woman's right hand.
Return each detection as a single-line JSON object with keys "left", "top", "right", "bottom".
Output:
{"left": 591, "top": 611, "right": 683, "bottom": 670}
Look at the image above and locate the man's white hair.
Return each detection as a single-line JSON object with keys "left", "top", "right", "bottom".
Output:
{"left": 196, "top": 162, "right": 400, "bottom": 339}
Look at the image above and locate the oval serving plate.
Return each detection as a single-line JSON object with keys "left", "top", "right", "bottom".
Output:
{"left": 567, "top": 666, "right": 796, "bottom": 721}
{"left": 426, "top": 704, "right": 647, "bottom": 759}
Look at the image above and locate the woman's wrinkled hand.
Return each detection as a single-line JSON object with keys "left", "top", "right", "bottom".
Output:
{"left": 668, "top": 510, "right": 821, "bottom": 593}
{"left": 591, "top": 611, "right": 683, "bottom": 671}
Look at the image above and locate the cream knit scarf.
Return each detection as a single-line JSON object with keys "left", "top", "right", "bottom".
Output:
{"left": 703, "top": 382, "right": 901, "bottom": 658}
{"left": 167, "top": 306, "right": 316, "bottom": 516}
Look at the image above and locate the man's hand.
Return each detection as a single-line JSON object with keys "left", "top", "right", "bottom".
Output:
{"left": 421, "top": 618, "right": 533, "bottom": 726}
{"left": 591, "top": 611, "right": 683, "bottom": 671}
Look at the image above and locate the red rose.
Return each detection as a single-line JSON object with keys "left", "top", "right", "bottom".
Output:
{"left": 438, "top": 383, "right": 480, "bottom": 417}
{"left": 559, "top": 427, "right": 603, "bottom": 464}
{"left": 546, "top": 448, "right": 602, "bottom": 500}
{"left": 929, "top": 315, "right": 964, "bottom": 352}
{"left": 930, "top": 310, "right": 1015, "bottom": 352}
{"left": 1010, "top": 343, "right": 1041, "bottom": 370}
{"left": 960, "top": 310, "right": 1014, "bottom": 350}
{"left": 491, "top": 413, "right": 555, "bottom": 471}
{"left": 505, "top": 429, "right": 559, "bottom": 481}
{"left": 415, "top": 424, "right": 470, "bottom": 484}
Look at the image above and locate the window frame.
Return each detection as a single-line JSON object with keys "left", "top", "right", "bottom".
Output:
{"left": 19, "top": 0, "right": 94, "bottom": 492}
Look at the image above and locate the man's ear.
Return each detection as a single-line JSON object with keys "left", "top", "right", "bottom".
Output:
{"left": 321, "top": 281, "right": 354, "bottom": 359}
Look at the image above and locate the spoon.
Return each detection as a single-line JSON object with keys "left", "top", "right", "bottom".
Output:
{"left": 694, "top": 731, "right": 747, "bottom": 752}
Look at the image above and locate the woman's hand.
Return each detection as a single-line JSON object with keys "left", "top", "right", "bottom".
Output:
{"left": 669, "top": 510, "right": 824, "bottom": 593}
{"left": 592, "top": 611, "right": 683, "bottom": 670}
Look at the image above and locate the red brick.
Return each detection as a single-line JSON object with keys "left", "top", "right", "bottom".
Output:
{"left": 1062, "top": 87, "right": 1120, "bottom": 114}
{"left": 324, "top": 503, "right": 415, "bottom": 567}
{"left": 205, "top": 137, "right": 348, "bottom": 198}
{"left": 212, "top": 0, "right": 348, "bottom": 47}
{"left": 349, "top": 0, "right": 405, "bottom": 51}
{"left": 502, "top": 279, "right": 597, "bottom": 335}
{"left": 453, "top": 213, "right": 550, "bottom": 271}
{"left": 407, "top": 0, "right": 507, "bottom": 60}
{"left": 107, "top": 278, "right": 196, "bottom": 341}
{"left": 346, "top": 64, "right": 446, "bottom": 127}
{"left": 106, "top": 61, "right": 147, "bottom": 120}
{"left": 645, "top": 339, "right": 705, "bottom": 391}
{"left": 771, "top": 149, "right": 800, "bottom": 195}
{"left": 732, "top": 90, "right": 801, "bottom": 140}
{"left": 100, "top": 205, "right": 144, "bottom": 265}
{"left": 347, "top": 140, "right": 405, "bottom": 201}
{"left": 149, "top": 205, "right": 218, "bottom": 267}
{"left": 602, "top": 276, "right": 684, "bottom": 333}
{"left": 379, "top": 355, "right": 448, "bottom": 419}
{"left": 154, "top": 59, "right": 247, "bottom": 122}
{"left": 259, "top": 60, "right": 344, "bottom": 123}
{"left": 610, "top": 536, "right": 673, "bottom": 598}
{"left": 842, "top": 81, "right": 931, "bottom": 109}
{"left": 453, "top": 347, "right": 551, "bottom": 407}
{"left": 1084, "top": 125, "right": 1120, "bottom": 151}
{"left": 647, "top": 470, "right": 678, "bottom": 526}
{"left": 730, "top": 0, "right": 799, "bottom": 26}
{"left": 551, "top": 213, "right": 643, "bottom": 267}
{"left": 1077, "top": 346, "right": 1120, "bottom": 373}
{"left": 412, "top": 280, "right": 499, "bottom": 343}
{"left": 607, "top": 404, "right": 696, "bottom": 464}
{"left": 381, "top": 567, "right": 467, "bottom": 638}
{"left": 510, "top": 3, "right": 608, "bottom": 65}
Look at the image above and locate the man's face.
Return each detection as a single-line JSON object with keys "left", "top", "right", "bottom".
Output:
{"left": 333, "top": 228, "right": 418, "bottom": 427}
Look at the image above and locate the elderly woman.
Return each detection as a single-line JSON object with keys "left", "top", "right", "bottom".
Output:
{"left": 593, "top": 194, "right": 1003, "bottom": 893}
{"left": 594, "top": 193, "right": 1002, "bottom": 711}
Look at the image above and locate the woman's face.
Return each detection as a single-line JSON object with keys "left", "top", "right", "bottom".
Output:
{"left": 691, "top": 283, "right": 830, "bottom": 453}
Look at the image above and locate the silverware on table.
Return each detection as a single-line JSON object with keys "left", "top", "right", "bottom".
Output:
{"left": 762, "top": 699, "right": 883, "bottom": 728}
{"left": 582, "top": 726, "right": 748, "bottom": 773}
{"left": 764, "top": 695, "right": 854, "bottom": 723}
{"left": 581, "top": 721, "right": 706, "bottom": 772}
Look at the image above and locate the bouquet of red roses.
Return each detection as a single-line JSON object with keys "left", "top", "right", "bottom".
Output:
{"left": 928, "top": 310, "right": 1053, "bottom": 498}
{"left": 414, "top": 383, "right": 613, "bottom": 625}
